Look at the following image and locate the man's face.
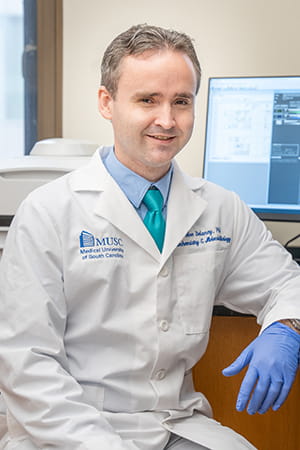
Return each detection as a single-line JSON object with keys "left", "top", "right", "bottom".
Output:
{"left": 98, "top": 49, "right": 197, "bottom": 181}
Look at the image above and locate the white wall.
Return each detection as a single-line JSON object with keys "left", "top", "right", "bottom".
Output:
{"left": 62, "top": 0, "right": 300, "bottom": 245}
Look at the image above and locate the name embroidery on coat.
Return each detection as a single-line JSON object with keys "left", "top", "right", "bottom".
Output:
{"left": 178, "top": 226, "right": 231, "bottom": 248}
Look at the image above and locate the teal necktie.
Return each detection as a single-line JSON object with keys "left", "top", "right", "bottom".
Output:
{"left": 142, "top": 188, "right": 166, "bottom": 252}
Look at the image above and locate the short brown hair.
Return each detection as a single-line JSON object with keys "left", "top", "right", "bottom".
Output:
{"left": 101, "top": 24, "right": 201, "bottom": 98}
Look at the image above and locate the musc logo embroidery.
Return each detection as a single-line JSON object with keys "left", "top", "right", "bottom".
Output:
{"left": 80, "top": 231, "right": 95, "bottom": 248}
{"left": 79, "top": 231, "right": 124, "bottom": 260}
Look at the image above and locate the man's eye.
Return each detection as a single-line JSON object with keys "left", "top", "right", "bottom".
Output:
{"left": 175, "top": 99, "right": 189, "bottom": 105}
{"left": 140, "top": 98, "right": 153, "bottom": 104}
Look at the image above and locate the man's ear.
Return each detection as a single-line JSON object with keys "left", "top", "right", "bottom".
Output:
{"left": 98, "top": 86, "right": 113, "bottom": 120}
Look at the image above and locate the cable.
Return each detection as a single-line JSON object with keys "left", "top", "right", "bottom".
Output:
{"left": 284, "top": 233, "right": 300, "bottom": 249}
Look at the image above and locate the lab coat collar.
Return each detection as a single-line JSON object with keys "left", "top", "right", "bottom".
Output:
{"left": 70, "top": 148, "right": 207, "bottom": 263}
{"left": 161, "top": 161, "right": 207, "bottom": 264}
{"left": 69, "top": 147, "right": 110, "bottom": 192}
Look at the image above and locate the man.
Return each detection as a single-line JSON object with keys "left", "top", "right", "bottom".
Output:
{"left": 0, "top": 24, "right": 300, "bottom": 450}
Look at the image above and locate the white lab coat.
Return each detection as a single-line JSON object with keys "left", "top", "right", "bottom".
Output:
{"left": 1, "top": 147, "right": 300, "bottom": 450}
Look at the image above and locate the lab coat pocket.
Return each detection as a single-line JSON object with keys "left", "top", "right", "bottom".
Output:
{"left": 80, "top": 384, "right": 104, "bottom": 411}
{"left": 174, "top": 251, "right": 222, "bottom": 334}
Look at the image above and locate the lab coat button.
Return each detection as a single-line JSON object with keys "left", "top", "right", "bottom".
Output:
{"left": 159, "top": 320, "right": 169, "bottom": 332}
{"left": 160, "top": 266, "right": 169, "bottom": 277}
{"left": 156, "top": 369, "right": 166, "bottom": 380}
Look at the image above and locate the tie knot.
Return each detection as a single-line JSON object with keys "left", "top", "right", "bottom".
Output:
{"left": 143, "top": 188, "right": 164, "bottom": 212}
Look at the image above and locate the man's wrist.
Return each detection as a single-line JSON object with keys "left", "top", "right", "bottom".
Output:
{"left": 280, "top": 319, "right": 300, "bottom": 334}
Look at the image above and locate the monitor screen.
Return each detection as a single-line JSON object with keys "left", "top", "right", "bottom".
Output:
{"left": 203, "top": 76, "right": 300, "bottom": 221}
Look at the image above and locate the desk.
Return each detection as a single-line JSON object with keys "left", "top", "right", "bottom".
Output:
{"left": 192, "top": 316, "right": 300, "bottom": 450}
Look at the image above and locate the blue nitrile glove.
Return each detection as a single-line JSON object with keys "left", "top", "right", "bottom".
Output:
{"left": 222, "top": 322, "right": 300, "bottom": 415}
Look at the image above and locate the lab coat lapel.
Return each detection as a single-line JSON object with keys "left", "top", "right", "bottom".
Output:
{"left": 162, "top": 164, "right": 207, "bottom": 264}
{"left": 94, "top": 180, "right": 161, "bottom": 261}
{"left": 70, "top": 149, "right": 161, "bottom": 260}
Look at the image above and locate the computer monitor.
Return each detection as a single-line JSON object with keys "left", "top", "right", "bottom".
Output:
{"left": 203, "top": 76, "right": 300, "bottom": 222}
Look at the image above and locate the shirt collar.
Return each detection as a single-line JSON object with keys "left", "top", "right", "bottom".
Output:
{"left": 102, "top": 147, "right": 173, "bottom": 208}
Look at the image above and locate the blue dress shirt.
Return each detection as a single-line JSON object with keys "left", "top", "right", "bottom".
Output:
{"left": 102, "top": 147, "right": 173, "bottom": 220}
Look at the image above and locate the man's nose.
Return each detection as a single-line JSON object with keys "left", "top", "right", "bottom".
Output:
{"left": 153, "top": 105, "right": 176, "bottom": 129}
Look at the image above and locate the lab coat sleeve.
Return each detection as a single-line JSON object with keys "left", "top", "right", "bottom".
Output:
{"left": 0, "top": 196, "right": 138, "bottom": 450}
{"left": 215, "top": 192, "right": 300, "bottom": 328}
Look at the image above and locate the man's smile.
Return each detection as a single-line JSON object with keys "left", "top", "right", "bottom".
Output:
{"left": 147, "top": 134, "right": 176, "bottom": 141}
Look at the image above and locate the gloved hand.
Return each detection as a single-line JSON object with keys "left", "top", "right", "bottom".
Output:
{"left": 222, "top": 322, "right": 300, "bottom": 415}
